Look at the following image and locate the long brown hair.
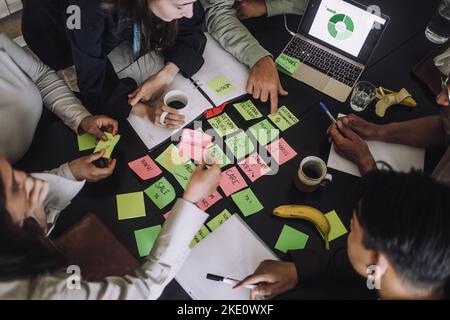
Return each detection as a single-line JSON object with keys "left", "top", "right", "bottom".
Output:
{"left": 97, "top": 0, "right": 179, "bottom": 53}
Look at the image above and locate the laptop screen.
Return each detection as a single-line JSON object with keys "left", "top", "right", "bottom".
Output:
{"left": 300, "top": 0, "right": 389, "bottom": 64}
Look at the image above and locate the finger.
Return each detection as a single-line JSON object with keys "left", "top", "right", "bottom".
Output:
{"left": 278, "top": 83, "right": 289, "bottom": 96}
{"left": 246, "top": 80, "right": 255, "bottom": 95}
{"left": 253, "top": 85, "right": 262, "bottom": 100}
{"left": 165, "top": 119, "right": 185, "bottom": 128}
{"left": 38, "top": 181, "right": 49, "bottom": 204}
{"left": 234, "top": 274, "right": 270, "bottom": 289}
{"left": 269, "top": 87, "right": 278, "bottom": 115}
{"left": 91, "top": 124, "right": 106, "bottom": 141}
{"left": 89, "top": 149, "right": 106, "bottom": 162}
{"left": 326, "top": 122, "right": 335, "bottom": 135}
{"left": 128, "top": 88, "right": 139, "bottom": 99}
{"left": 129, "top": 91, "right": 144, "bottom": 106}
{"left": 260, "top": 87, "right": 269, "bottom": 103}
{"left": 329, "top": 125, "right": 346, "bottom": 145}
{"left": 165, "top": 113, "right": 186, "bottom": 122}
{"left": 337, "top": 120, "right": 360, "bottom": 140}
{"left": 29, "top": 179, "right": 44, "bottom": 206}
{"left": 161, "top": 105, "right": 181, "bottom": 115}
{"left": 254, "top": 284, "right": 278, "bottom": 297}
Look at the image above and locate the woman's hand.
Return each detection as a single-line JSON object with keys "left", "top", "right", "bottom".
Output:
{"left": 183, "top": 163, "right": 221, "bottom": 204}
{"left": 79, "top": 115, "right": 119, "bottom": 141}
{"left": 131, "top": 102, "right": 186, "bottom": 129}
{"left": 234, "top": 260, "right": 298, "bottom": 300}
{"left": 69, "top": 150, "right": 116, "bottom": 182}
{"left": 128, "top": 63, "right": 180, "bottom": 106}
{"left": 235, "top": 0, "right": 268, "bottom": 20}
{"left": 24, "top": 177, "right": 49, "bottom": 223}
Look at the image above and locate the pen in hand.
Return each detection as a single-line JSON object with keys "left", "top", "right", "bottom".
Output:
{"left": 320, "top": 102, "right": 337, "bottom": 123}
{"left": 206, "top": 273, "right": 257, "bottom": 290}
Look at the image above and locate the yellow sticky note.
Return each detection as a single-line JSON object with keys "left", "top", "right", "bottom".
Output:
{"left": 94, "top": 132, "right": 120, "bottom": 158}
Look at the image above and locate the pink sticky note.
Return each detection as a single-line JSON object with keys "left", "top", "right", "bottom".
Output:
{"left": 220, "top": 167, "right": 248, "bottom": 197}
{"left": 128, "top": 155, "right": 162, "bottom": 180}
{"left": 266, "top": 138, "right": 298, "bottom": 165}
{"left": 196, "top": 191, "right": 223, "bottom": 211}
{"left": 238, "top": 153, "right": 271, "bottom": 182}
{"left": 163, "top": 211, "right": 171, "bottom": 220}
{"left": 178, "top": 142, "right": 205, "bottom": 163}
{"left": 180, "top": 129, "right": 213, "bottom": 148}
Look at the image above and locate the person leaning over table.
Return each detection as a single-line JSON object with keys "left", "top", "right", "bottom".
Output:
{"left": 201, "top": 0, "right": 308, "bottom": 114}
{"left": 235, "top": 171, "right": 450, "bottom": 300}
{"left": 0, "top": 33, "right": 117, "bottom": 182}
{"left": 0, "top": 156, "right": 221, "bottom": 300}
{"left": 22, "top": 0, "right": 207, "bottom": 129}
{"left": 326, "top": 78, "right": 450, "bottom": 185}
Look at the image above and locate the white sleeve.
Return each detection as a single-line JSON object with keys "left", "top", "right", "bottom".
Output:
{"left": 0, "top": 33, "right": 91, "bottom": 132}
{"left": 29, "top": 198, "right": 208, "bottom": 300}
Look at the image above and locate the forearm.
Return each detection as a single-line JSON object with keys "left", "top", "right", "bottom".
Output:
{"left": 202, "top": 0, "right": 271, "bottom": 68}
{"left": 265, "top": 0, "right": 308, "bottom": 17}
{"left": 378, "top": 116, "right": 445, "bottom": 148}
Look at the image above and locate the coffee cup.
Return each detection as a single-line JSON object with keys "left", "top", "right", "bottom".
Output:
{"left": 164, "top": 90, "right": 189, "bottom": 111}
{"left": 295, "top": 156, "right": 333, "bottom": 193}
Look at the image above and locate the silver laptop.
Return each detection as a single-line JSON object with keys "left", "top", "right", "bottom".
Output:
{"left": 279, "top": 0, "right": 390, "bottom": 102}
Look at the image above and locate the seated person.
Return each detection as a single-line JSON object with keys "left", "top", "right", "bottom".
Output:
{"left": 201, "top": 0, "right": 308, "bottom": 113}
{"left": 0, "top": 158, "right": 221, "bottom": 299}
{"left": 236, "top": 171, "right": 450, "bottom": 300}
{"left": 0, "top": 33, "right": 118, "bottom": 165}
{"left": 327, "top": 79, "right": 450, "bottom": 184}
{"left": 22, "top": 0, "right": 207, "bottom": 128}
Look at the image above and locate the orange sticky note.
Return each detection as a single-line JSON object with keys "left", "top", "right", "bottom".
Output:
{"left": 238, "top": 153, "right": 271, "bottom": 182}
{"left": 196, "top": 191, "right": 223, "bottom": 211}
{"left": 219, "top": 167, "right": 248, "bottom": 197}
{"left": 266, "top": 138, "right": 298, "bottom": 165}
{"left": 128, "top": 155, "right": 162, "bottom": 180}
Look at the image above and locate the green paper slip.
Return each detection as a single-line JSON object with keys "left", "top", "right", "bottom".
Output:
{"left": 77, "top": 133, "right": 97, "bottom": 151}
{"left": 189, "top": 224, "right": 211, "bottom": 248}
{"left": 231, "top": 188, "right": 263, "bottom": 217}
{"left": 116, "top": 192, "right": 146, "bottom": 220}
{"left": 276, "top": 53, "right": 300, "bottom": 75}
{"left": 207, "top": 209, "right": 232, "bottom": 232}
{"left": 93, "top": 132, "right": 120, "bottom": 158}
{"left": 206, "top": 144, "right": 231, "bottom": 168}
{"left": 207, "top": 113, "right": 239, "bottom": 137}
{"left": 268, "top": 106, "right": 300, "bottom": 131}
{"left": 275, "top": 225, "right": 309, "bottom": 253}
{"left": 207, "top": 75, "right": 236, "bottom": 97}
{"left": 233, "top": 100, "right": 263, "bottom": 121}
{"left": 225, "top": 131, "right": 255, "bottom": 160}
{"left": 170, "top": 161, "right": 196, "bottom": 190}
{"left": 249, "top": 119, "right": 279, "bottom": 145}
{"left": 156, "top": 144, "right": 189, "bottom": 171}
{"left": 325, "top": 210, "right": 348, "bottom": 241}
{"left": 134, "top": 225, "right": 162, "bottom": 257}
{"left": 144, "top": 177, "right": 176, "bottom": 209}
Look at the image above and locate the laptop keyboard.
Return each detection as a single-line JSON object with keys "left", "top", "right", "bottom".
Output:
{"left": 284, "top": 37, "right": 363, "bottom": 87}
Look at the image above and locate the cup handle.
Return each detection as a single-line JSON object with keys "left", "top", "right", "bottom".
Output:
{"left": 320, "top": 174, "right": 333, "bottom": 188}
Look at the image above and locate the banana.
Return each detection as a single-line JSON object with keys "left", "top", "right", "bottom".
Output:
{"left": 273, "top": 205, "right": 331, "bottom": 250}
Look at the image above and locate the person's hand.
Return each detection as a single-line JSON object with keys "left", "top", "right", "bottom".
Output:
{"left": 183, "top": 163, "right": 221, "bottom": 204}
{"left": 235, "top": 0, "right": 268, "bottom": 20}
{"left": 339, "top": 114, "right": 382, "bottom": 140}
{"left": 79, "top": 115, "right": 119, "bottom": 141}
{"left": 24, "top": 176, "right": 49, "bottom": 223}
{"left": 437, "top": 84, "right": 450, "bottom": 107}
{"left": 234, "top": 260, "right": 298, "bottom": 300}
{"left": 131, "top": 102, "right": 186, "bottom": 129}
{"left": 128, "top": 63, "right": 179, "bottom": 106}
{"left": 327, "top": 120, "right": 376, "bottom": 175}
{"left": 247, "top": 56, "right": 288, "bottom": 115}
{"left": 69, "top": 150, "right": 116, "bottom": 182}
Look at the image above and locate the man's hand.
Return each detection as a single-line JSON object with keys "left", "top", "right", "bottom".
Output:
{"left": 183, "top": 163, "right": 221, "bottom": 204}
{"left": 327, "top": 120, "right": 376, "bottom": 175}
{"left": 79, "top": 115, "right": 119, "bottom": 141}
{"left": 69, "top": 150, "right": 116, "bottom": 182}
{"left": 234, "top": 260, "right": 298, "bottom": 300}
{"left": 131, "top": 102, "right": 186, "bottom": 129}
{"left": 340, "top": 114, "right": 382, "bottom": 140}
{"left": 247, "top": 56, "right": 288, "bottom": 114}
{"left": 235, "top": 0, "right": 268, "bottom": 20}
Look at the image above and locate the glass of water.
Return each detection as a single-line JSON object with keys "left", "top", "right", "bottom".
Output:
{"left": 350, "top": 81, "right": 377, "bottom": 112}
{"left": 425, "top": 0, "right": 450, "bottom": 44}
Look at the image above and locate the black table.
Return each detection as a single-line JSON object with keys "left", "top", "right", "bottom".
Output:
{"left": 16, "top": 0, "right": 445, "bottom": 300}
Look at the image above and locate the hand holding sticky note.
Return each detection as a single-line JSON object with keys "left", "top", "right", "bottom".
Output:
{"left": 94, "top": 132, "right": 120, "bottom": 158}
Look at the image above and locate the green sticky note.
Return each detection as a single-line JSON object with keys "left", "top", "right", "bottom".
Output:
{"left": 207, "top": 113, "right": 239, "bottom": 137}
{"left": 206, "top": 144, "right": 231, "bottom": 168}
{"left": 276, "top": 53, "right": 300, "bottom": 74}
{"left": 207, "top": 75, "right": 236, "bottom": 97}
{"left": 325, "top": 210, "right": 348, "bottom": 241}
{"left": 231, "top": 188, "right": 263, "bottom": 217}
{"left": 77, "top": 133, "right": 97, "bottom": 151}
{"left": 170, "top": 161, "right": 196, "bottom": 190}
{"left": 93, "top": 132, "right": 120, "bottom": 158}
{"left": 233, "top": 100, "right": 263, "bottom": 121}
{"left": 275, "top": 225, "right": 309, "bottom": 253}
{"left": 268, "top": 106, "right": 300, "bottom": 131}
{"left": 207, "top": 209, "right": 232, "bottom": 232}
{"left": 116, "top": 192, "right": 146, "bottom": 220}
{"left": 144, "top": 177, "right": 176, "bottom": 209}
{"left": 134, "top": 225, "right": 162, "bottom": 257}
{"left": 225, "top": 131, "right": 255, "bottom": 160}
{"left": 249, "top": 119, "right": 279, "bottom": 145}
{"left": 189, "top": 224, "right": 211, "bottom": 248}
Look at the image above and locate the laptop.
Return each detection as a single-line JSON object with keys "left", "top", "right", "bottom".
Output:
{"left": 279, "top": 0, "right": 390, "bottom": 102}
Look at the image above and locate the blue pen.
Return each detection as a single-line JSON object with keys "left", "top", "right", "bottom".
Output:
{"left": 319, "top": 102, "right": 337, "bottom": 123}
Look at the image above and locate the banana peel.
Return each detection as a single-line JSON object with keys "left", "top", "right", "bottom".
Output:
{"left": 273, "top": 205, "right": 331, "bottom": 250}
{"left": 375, "top": 87, "right": 417, "bottom": 117}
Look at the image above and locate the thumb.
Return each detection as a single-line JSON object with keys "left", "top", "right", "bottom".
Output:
{"left": 337, "top": 121, "right": 360, "bottom": 140}
{"left": 129, "top": 91, "right": 143, "bottom": 106}
{"left": 89, "top": 149, "right": 106, "bottom": 162}
{"left": 92, "top": 126, "right": 107, "bottom": 141}
{"left": 278, "top": 83, "right": 288, "bottom": 96}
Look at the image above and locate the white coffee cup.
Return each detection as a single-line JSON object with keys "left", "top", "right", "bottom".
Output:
{"left": 164, "top": 90, "right": 189, "bottom": 111}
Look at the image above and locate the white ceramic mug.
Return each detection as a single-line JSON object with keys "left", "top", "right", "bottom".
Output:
{"left": 295, "top": 156, "right": 333, "bottom": 193}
